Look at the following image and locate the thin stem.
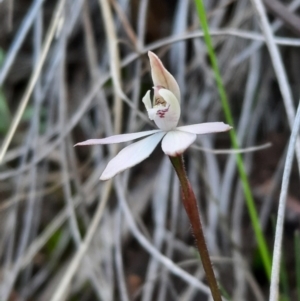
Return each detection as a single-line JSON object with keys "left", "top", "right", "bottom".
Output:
{"left": 269, "top": 100, "right": 300, "bottom": 301}
{"left": 169, "top": 155, "right": 222, "bottom": 301}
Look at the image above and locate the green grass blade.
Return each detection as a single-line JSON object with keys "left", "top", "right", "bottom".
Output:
{"left": 271, "top": 216, "right": 290, "bottom": 301}
{"left": 193, "top": 0, "right": 271, "bottom": 278}
{"left": 279, "top": 242, "right": 290, "bottom": 300}
{"left": 295, "top": 231, "right": 300, "bottom": 301}
{"left": 0, "top": 49, "right": 10, "bottom": 133}
{"left": 218, "top": 282, "right": 232, "bottom": 301}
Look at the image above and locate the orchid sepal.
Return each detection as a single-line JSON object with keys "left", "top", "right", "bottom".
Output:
{"left": 148, "top": 51, "right": 181, "bottom": 103}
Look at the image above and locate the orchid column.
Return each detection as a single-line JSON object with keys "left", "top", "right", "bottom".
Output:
{"left": 75, "top": 51, "right": 231, "bottom": 301}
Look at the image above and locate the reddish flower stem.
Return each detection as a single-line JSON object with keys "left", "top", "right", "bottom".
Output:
{"left": 169, "top": 155, "right": 222, "bottom": 301}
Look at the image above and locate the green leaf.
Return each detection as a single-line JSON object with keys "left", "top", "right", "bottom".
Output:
{"left": 193, "top": 0, "right": 271, "bottom": 279}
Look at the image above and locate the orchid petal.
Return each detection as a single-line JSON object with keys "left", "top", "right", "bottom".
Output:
{"left": 100, "top": 132, "right": 166, "bottom": 180}
{"left": 142, "top": 90, "right": 152, "bottom": 111}
{"left": 142, "top": 90, "right": 158, "bottom": 121}
{"left": 75, "top": 129, "right": 161, "bottom": 146}
{"left": 148, "top": 51, "right": 181, "bottom": 102}
{"left": 150, "top": 89, "right": 180, "bottom": 131}
{"left": 176, "top": 122, "right": 232, "bottom": 134}
{"left": 161, "top": 130, "right": 196, "bottom": 157}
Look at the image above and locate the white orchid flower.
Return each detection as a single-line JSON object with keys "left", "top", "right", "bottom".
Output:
{"left": 75, "top": 51, "right": 232, "bottom": 180}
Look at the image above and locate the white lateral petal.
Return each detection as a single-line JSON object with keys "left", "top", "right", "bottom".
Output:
{"left": 176, "top": 122, "right": 232, "bottom": 134}
{"left": 75, "top": 129, "right": 161, "bottom": 146}
{"left": 151, "top": 89, "right": 180, "bottom": 131}
{"left": 161, "top": 130, "right": 196, "bottom": 157}
{"left": 142, "top": 90, "right": 152, "bottom": 111}
{"left": 100, "top": 132, "right": 166, "bottom": 180}
{"left": 148, "top": 51, "right": 181, "bottom": 102}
